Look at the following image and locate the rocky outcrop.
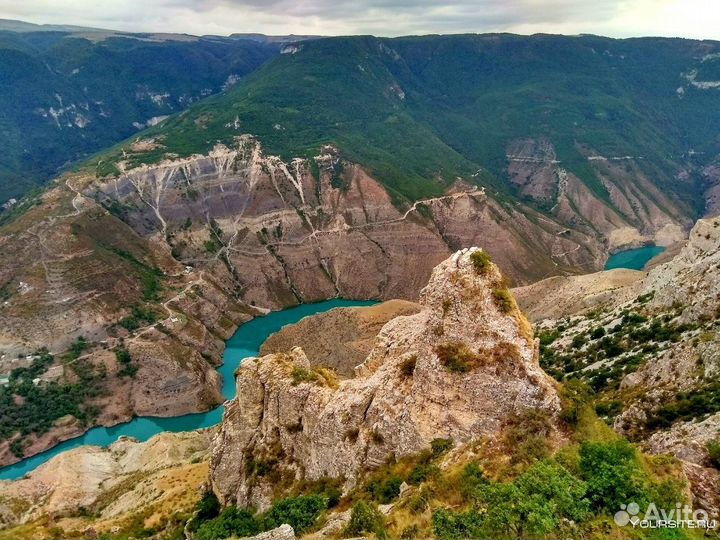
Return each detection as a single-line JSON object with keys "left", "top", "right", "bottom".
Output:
{"left": 0, "top": 172, "right": 262, "bottom": 465}
{"left": 644, "top": 413, "right": 720, "bottom": 466}
{"left": 239, "top": 524, "right": 296, "bottom": 540}
{"left": 643, "top": 216, "right": 720, "bottom": 321}
{"left": 0, "top": 431, "right": 212, "bottom": 531}
{"left": 210, "top": 249, "right": 561, "bottom": 509}
{"left": 681, "top": 463, "right": 720, "bottom": 519}
{"left": 610, "top": 217, "right": 720, "bottom": 437}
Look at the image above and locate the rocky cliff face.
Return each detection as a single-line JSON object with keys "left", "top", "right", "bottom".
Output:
{"left": 643, "top": 216, "right": 720, "bottom": 321}
{"left": 90, "top": 138, "right": 607, "bottom": 305}
{"left": 506, "top": 138, "right": 690, "bottom": 251}
{"left": 613, "top": 217, "right": 720, "bottom": 434}
{"left": 0, "top": 173, "right": 261, "bottom": 466}
{"left": 0, "top": 135, "right": 700, "bottom": 467}
{"left": 209, "top": 249, "right": 560, "bottom": 509}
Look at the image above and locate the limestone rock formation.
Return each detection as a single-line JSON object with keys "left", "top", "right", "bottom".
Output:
{"left": 612, "top": 217, "right": 720, "bottom": 437}
{"left": 644, "top": 413, "right": 720, "bottom": 466}
{"left": 210, "top": 248, "right": 561, "bottom": 509}
{"left": 643, "top": 216, "right": 720, "bottom": 321}
{"left": 239, "top": 524, "right": 296, "bottom": 540}
{"left": 90, "top": 138, "right": 607, "bottom": 304}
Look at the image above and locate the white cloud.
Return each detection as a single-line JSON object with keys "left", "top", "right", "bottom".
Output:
{"left": 0, "top": 0, "right": 718, "bottom": 39}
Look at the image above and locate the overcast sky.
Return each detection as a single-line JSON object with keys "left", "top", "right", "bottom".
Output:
{"left": 1, "top": 0, "right": 719, "bottom": 40}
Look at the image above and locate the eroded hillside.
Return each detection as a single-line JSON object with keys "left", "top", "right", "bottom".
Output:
{"left": 519, "top": 216, "right": 720, "bottom": 516}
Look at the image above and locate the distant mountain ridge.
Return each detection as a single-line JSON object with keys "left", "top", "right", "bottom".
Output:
{"left": 97, "top": 33, "right": 720, "bottom": 210}
{"left": 0, "top": 18, "right": 319, "bottom": 43}
{"left": 0, "top": 21, "right": 293, "bottom": 201}
{"left": 0, "top": 18, "right": 113, "bottom": 34}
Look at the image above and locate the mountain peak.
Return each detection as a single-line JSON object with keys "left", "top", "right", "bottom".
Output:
{"left": 210, "top": 249, "right": 560, "bottom": 509}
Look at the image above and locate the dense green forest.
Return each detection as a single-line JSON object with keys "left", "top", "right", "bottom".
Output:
{"left": 0, "top": 29, "right": 279, "bottom": 201}
{"left": 0, "top": 338, "right": 104, "bottom": 457}
{"left": 98, "top": 34, "right": 720, "bottom": 207}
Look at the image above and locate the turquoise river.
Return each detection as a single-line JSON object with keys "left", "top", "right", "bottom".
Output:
{"left": 604, "top": 245, "right": 666, "bottom": 271}
{"left": 0, "top": 299, "right": 376, "bottom": 481}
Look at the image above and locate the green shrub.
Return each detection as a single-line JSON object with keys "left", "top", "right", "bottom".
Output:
{"left": 10, "top": 438, "right": 24, "bottom": 458}
{"left": 458, "top": 462, "right": 488, "bottom": 500}
{"left": 114, "top": 345, "right": 137, "bottom": 378}
{"left": 194, "top": 507, "right": 260, "bottom": 540}
{"left": 469, "top": 250, "right": 492, "bottom": 275}
{"left": 590, "top": 326, "right": 606, "bottom": 339}
{"left": 559, "top": 379, "right": 593, "bottom": 426}
{"left": 645, "top": 380, "right": 720, "bottom": 430}
{"left": 408, "top": 462, "right": 439, "bottom": 485}
{"left": 118, "top": 305, "right": 158, "bottom": 332}
{"left": 514, "top": 461, "right": 590, "bottom": 523}
{"left": 293, "top": 476, "right": 343, "bottom": 508}
{"left": 512, "top": 435, "right": 550, "bottom": 466}
{"left": 432, "top": 508, "right": 485, "bottom": 540}
{"left": 707, "top": 438, "right": 720, "bottom": 468}
{"left": 481, "top": 461, "right": 589, "bottom": 537}
{"left": 262, "top": 494, "right": 326, "bottom": 534}
{"left": 66, "top": 337, "right": 89, "bottom": 360}
{"left": 188, "top": 491, "right": 221, "bottom": 531}
{"left": 367, "top": 474, "right": 403, "bottom": 503}
{"left": 438, "top": 460, "right": 589, "bottom": 538}
{"left": 345, "top": 501, "right": 386, "bottom": 538}
{"left": 538, "top": 329, "right": 560, "bottom": 347}
{"left": 204, "top": 219, "right": 225, "bottom": 254}
{"left": 400, "top": 524, "right": 420, "bottom": 539}
{"left": 291, "top": 367, "right": 320, "bottom": 385}
{"left": 196, "top": 490, "right": 220, "bottom": 521}
{"left": 431, "top": 437, "right": 454, "bottom": 456}
{"left": 646, "top": 478, "right": 688, "bottom": 512}
{"left": 505, "top": 409, "right": 552, "bottom": 467}
{"left": 407, "top": 489, "right": 431, "bottom": 514}
{"left": 579, "top": 440, "right": 648, "bottom": 511}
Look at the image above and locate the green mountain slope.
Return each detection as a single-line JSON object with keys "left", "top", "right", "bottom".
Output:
{"left": 0, "top": 28, "right": 281, "bottom": 202}
{"left": 101, "top": 33, "right": 720, "bottom": 210}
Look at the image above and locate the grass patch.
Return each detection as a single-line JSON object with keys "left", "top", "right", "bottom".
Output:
{"left": 469, "top": 250, "right": 492, "bottom": 275}
{"left": 491, "top": 288, "right": 514, "bottom": 313}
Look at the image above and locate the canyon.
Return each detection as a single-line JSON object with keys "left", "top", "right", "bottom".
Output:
{"left": 0, "top": 29, "right": 719, "bottom": 540}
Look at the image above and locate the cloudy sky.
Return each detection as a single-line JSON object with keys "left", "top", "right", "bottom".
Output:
{"left": 1, "top": 0, "right": 719, "bottom": 39}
